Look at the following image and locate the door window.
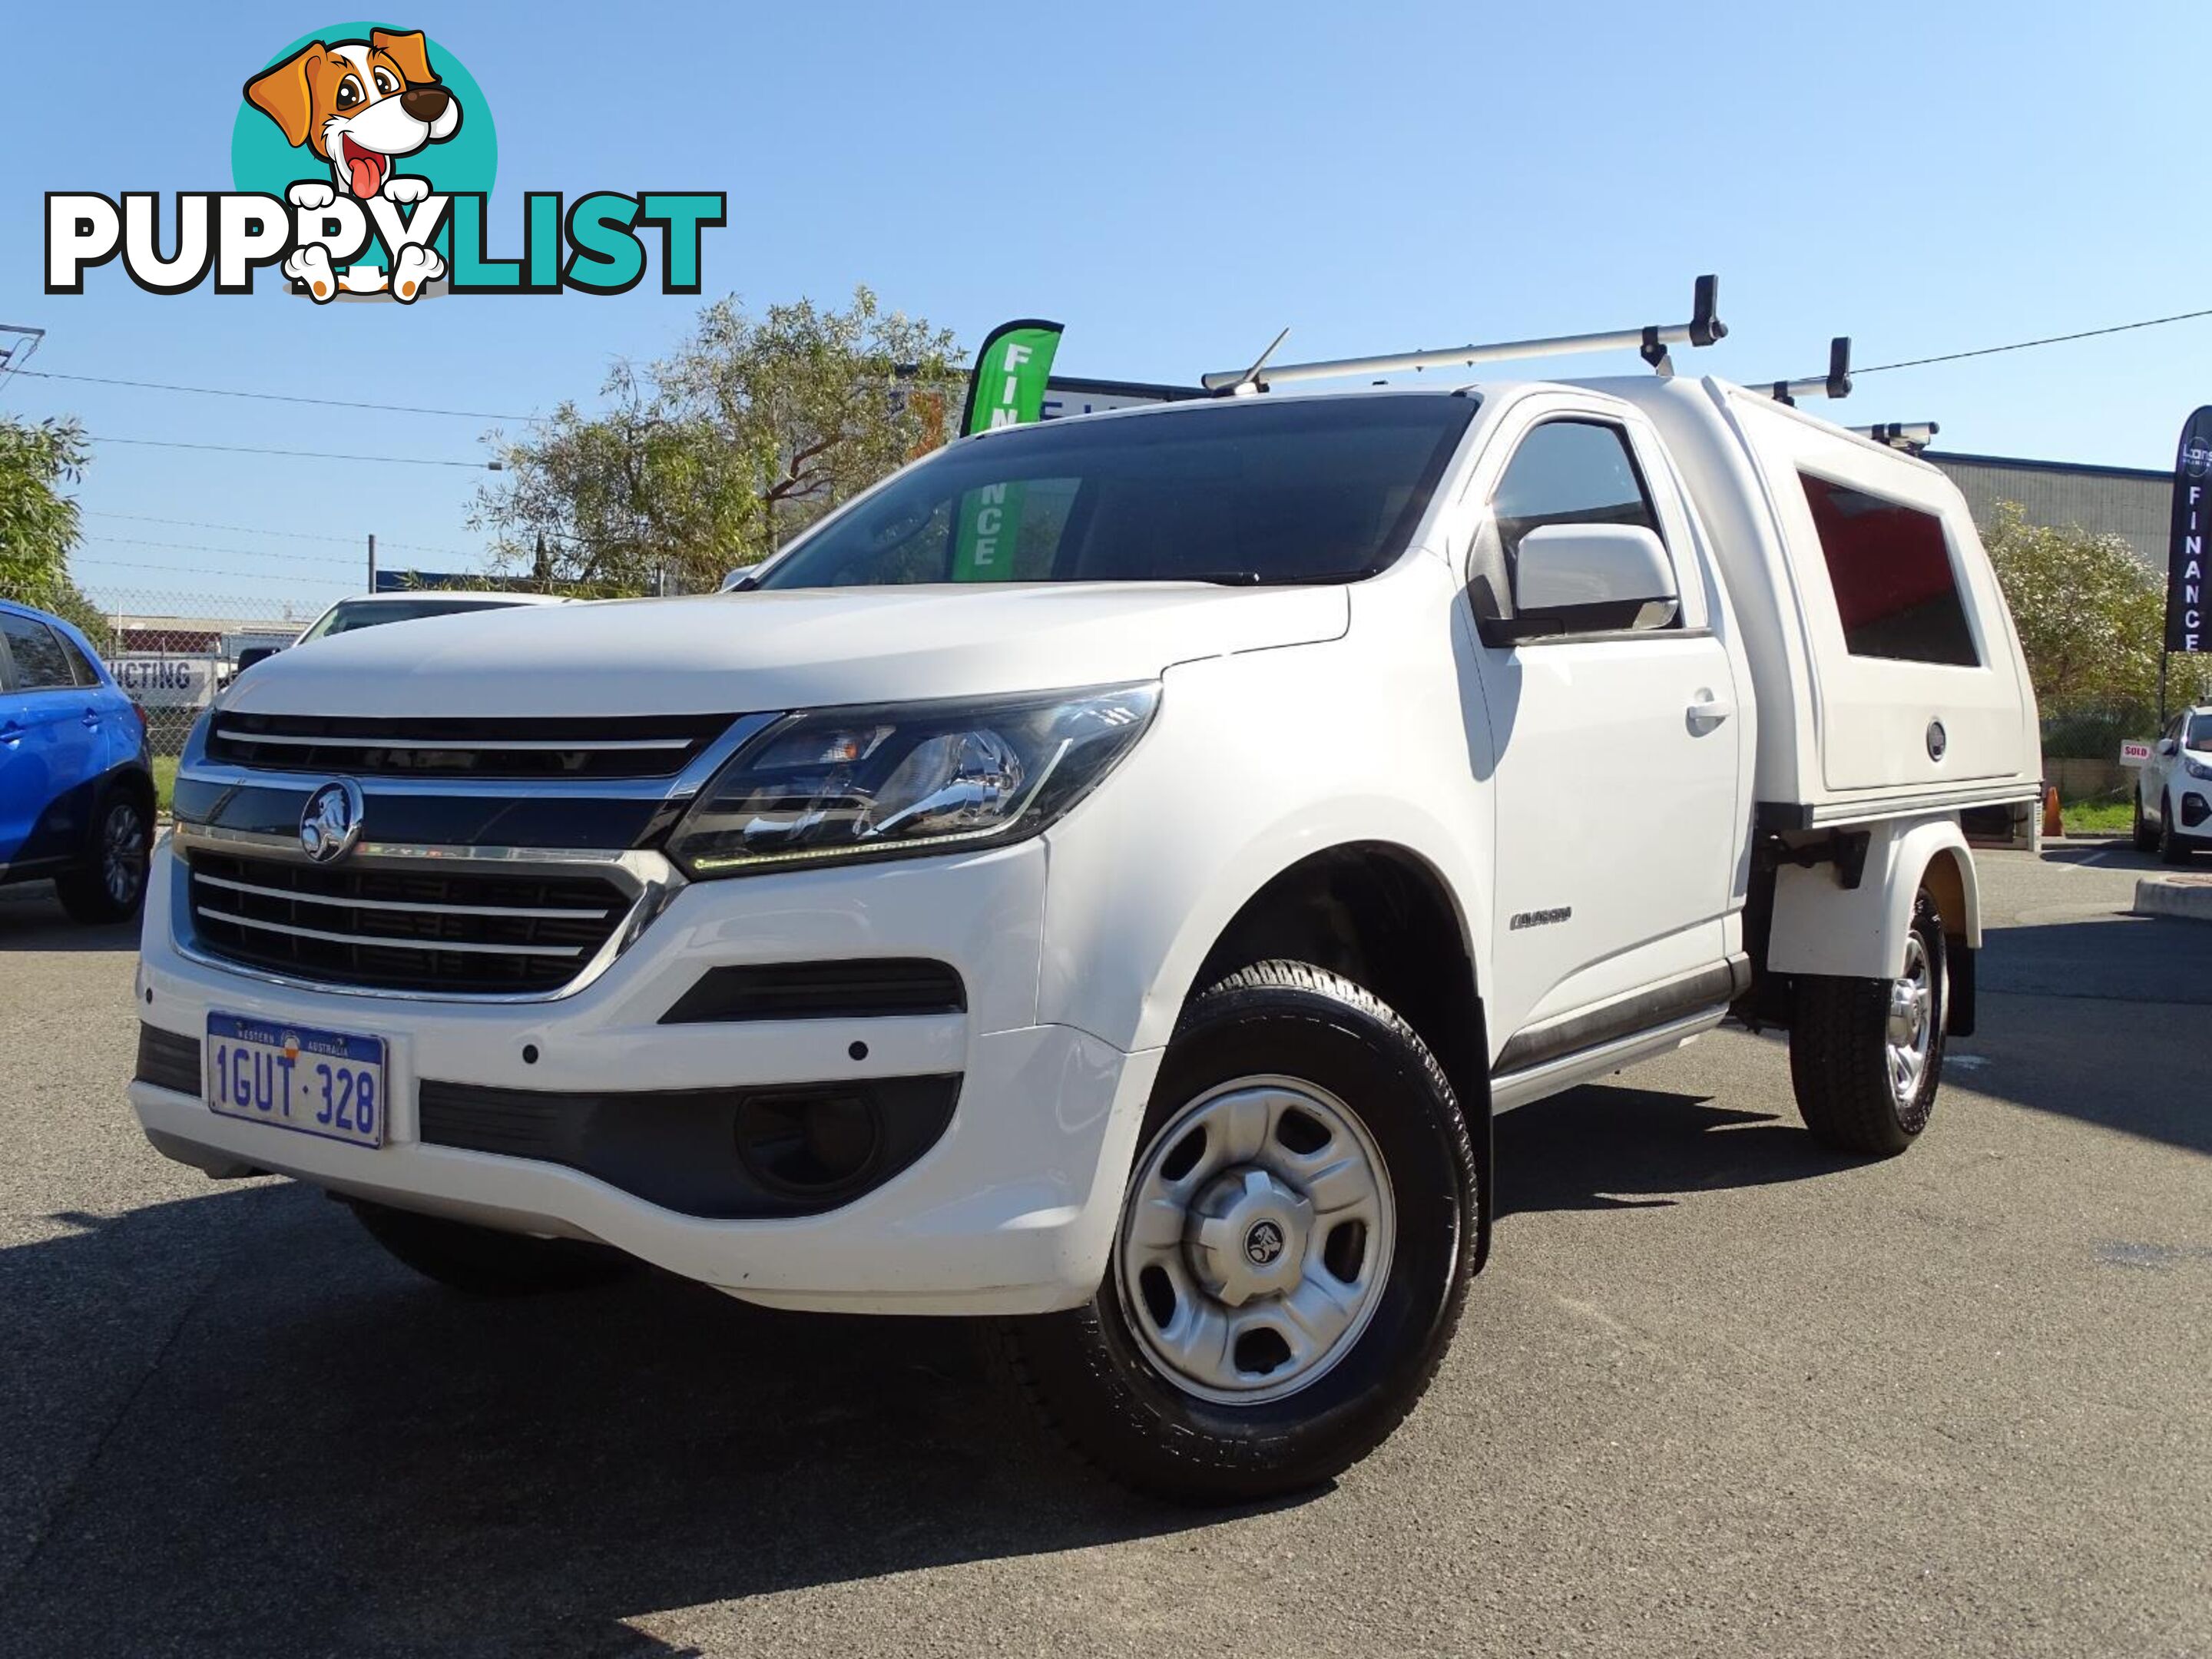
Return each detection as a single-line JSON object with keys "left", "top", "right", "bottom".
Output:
{"left": 1483, "top": 419, "right": 1675, "bottom": 634}
{"left": 54, "top": 631, "right": 101, "bottom": 687}
{"left": 0, "top": 616, "right": 75, "bottom": 690}
{"left": 1492, "top": 420, "right": 1662, "bottom": 565}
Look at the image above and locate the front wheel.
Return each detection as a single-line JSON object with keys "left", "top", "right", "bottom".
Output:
{"left": 995, "top": 961, "right": 1479, "bottom": 1505}
{"left": 2132, "top": 792, "right": 2158, "bottom": 853}
{"left": 2159, "top": 795, "right": 2195, "bottom": 866}
{"left": 1788, "top": 888, "right": 1948, "bottom": 1156}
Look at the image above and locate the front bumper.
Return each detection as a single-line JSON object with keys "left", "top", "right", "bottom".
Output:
{"left": 132, "top": 838, "right": 1161, "bottom": 1315}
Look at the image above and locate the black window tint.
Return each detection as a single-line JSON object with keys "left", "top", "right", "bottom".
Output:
{"left": 757, "top": 395, "right": 1477, "bottom": 590}
{"left": 2186, "top": 714, "right": 2212, "bottom": 750}
{"left": 1492, "top": 420, "right": 1659, "bottom": 564}
{"left": 1, "top": 616, "right": 75, "bottom": 690}
{"left": 1799, "top": 475, "right": 1979, "bottom": 667}
{"left": 55, "top": 631, "right": 101, "bottom": 687}
{"left": 814, "top": 479, "right": 1083, "bottom": 586}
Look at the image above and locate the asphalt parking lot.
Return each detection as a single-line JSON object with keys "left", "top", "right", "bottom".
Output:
{"left": 1, "top": 841, "right": 2206, "bottom": 1657}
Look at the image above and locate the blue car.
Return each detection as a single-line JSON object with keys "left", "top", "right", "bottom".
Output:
{"left": 0, "top": 597, "right": 155, "bottom": 922}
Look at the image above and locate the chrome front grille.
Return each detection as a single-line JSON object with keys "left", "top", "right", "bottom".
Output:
{"left": 185, "top": 851, "right": 635, "bottom": 995}
{"left": 204, "top": 714, "right": 733, "bottom": 780}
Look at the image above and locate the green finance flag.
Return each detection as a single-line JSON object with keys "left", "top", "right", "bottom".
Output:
{"left": 952, "top": 320, "right": 1064, "bottom": 581}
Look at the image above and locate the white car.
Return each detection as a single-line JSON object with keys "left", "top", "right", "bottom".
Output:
{"left": 294, "top": 590, "right": 571, "bottom": 644}
{"left": 230, "top": 591, "right": 571, "bottom": 680}
{"left": 2133, "top": 705, "right": 2212, "bottom": 863}
{"left": 130, "top": 355, "right": 2039, "bottom": 1502}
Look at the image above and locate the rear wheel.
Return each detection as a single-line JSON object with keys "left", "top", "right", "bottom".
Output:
{"left": 350, "top": 1200, "right": 640, "bottom": 1296}
{"left": 2132, "top": 792, "right": 2158, "bottom": 853}
{"left": 995, "top": 961, "right": 1478, "bottom": 1505}
{"left": 1788, "top": 888, "right": 1948, "bottom": 1157}
{"left": 2158, "top": 795, "right": 2194, "bottom": 866}
{"left": 55, "top": 788, "right": 151, "bottom": 924}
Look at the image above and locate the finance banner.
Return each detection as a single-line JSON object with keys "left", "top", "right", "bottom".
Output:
{"left": 2166, "top": 405, "right": 2212, "bottom": 653}
{"left": 952, "top": 320, "right": 1064, "bottom": 582}
{"left": 959, "top": 320, "right": 1064, "bottom": 437}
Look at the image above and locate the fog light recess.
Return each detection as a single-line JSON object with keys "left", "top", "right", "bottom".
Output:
{"left": 734, "top": 1091, "right": 882, "bottom": 1195}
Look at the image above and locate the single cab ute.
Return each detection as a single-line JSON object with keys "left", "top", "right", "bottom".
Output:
{"left": 131, "top": 313, "right": 2040, "bottom": 1501}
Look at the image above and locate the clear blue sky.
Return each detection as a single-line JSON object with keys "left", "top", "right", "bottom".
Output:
{"left": 1, "top": 0, "right": 2200, "bottom": 615}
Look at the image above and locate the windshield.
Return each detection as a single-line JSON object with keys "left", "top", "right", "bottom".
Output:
{"left": 754, "top": 394, "right": 1477, "bottom": 591}
{"left": 2187, "top": 714, "right": 2212, "bottom": 750}
{"left": 300, "top": 598, "right": 523, "bottom": 641}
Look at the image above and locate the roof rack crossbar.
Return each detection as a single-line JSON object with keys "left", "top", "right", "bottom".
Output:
{"left": 1747, "top": 336, "right": 1853, "bottom": 406}
{"left": 1200, "top": 274, "right": 1724, "bottom": 392}
{"left": 1849, "top": 420, "right": 1939, "bottom": 452}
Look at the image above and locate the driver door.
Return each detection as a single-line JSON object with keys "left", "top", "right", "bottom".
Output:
{"left": 1456, "top": 399, "right": 1743, "bottom": 1068}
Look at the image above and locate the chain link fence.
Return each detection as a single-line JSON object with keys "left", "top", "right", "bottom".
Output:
{"left": 71, "top": 580, "right": 675, "bottom": 810}
{"left": 73, "top": 586, "right": 322, "bottom": 773}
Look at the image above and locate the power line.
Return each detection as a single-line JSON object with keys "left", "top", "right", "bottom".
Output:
{"left": 1856, "top": 306, "right": 2212, "bottom": 375}
{"left": 79, "top": 534, "right": 359, "bottom": 568}
{"left": 84, "top": 434, "right": 502, "bottom": 470}
{"left": 81, "top": 510, "right": 473, "bottom": 558}
{"left": 71, "top": 555, "right": 353, "bottom": 583}
{"left": 18, "top": 367, "right": 534, "bottom": 422}
{"left": 377, "top": 536, "right": 490, "bottom": 555}
{"left": 86, "top": 508, "right": 363, "bottom": 545}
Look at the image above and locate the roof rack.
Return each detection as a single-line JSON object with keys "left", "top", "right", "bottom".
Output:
{"left": 1849, "top": 420, "right": 1939, "bottom": 452}
{"left": 1743, "top": 337, "right": 1853, "bottom": 406}
{"left": 1200, "top": 274, "right": 1726, "bottom": 395}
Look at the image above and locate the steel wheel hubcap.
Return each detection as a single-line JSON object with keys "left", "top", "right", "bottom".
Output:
{"left": 1115, "top": 1076, "right": 1393, "bottom": 1406}
{"left": 1885, "top": 932, "right": 1934, "bottom": 1108}
{"left": 103, "top": 803, "right": 147, "bottom": 904}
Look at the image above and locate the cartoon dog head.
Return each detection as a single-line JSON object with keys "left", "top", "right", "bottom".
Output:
{"left": 243, "top": 29, "right": 461, "bottom": 200}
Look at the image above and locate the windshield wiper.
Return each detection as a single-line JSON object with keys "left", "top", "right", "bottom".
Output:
{"left": 1167, "top": 568, "right": 1376, "bottom": 588}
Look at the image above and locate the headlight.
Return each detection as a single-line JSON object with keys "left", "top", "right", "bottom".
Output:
{"left": 2184, "top": 755, "right": 2212, "bottom": 782}
{"left": 667, "top": 683, "right": 1159, "bottom": 876}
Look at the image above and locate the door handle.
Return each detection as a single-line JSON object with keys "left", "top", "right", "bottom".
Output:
{"left": 0, "top": 725, "right": 20, "bottom": 745}
{"left": 1686, "top": 690, "right": 1734, "bottom": 734}
{"left": 81, "top": 708, "right": 101, "bottom": 727}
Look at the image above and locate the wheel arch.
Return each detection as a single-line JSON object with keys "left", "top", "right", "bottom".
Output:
{"left": 1187, "top": 842, "right": 1485, "bottom": 1093}
{"left": 1767, "top": 814, "right": 1979, "bottom": 982}
{"left": 104, "top": 760, "right": 156, "bottom": 821}
{"left": 1177, "top": 839, "right": 1494, "bottom": 1272}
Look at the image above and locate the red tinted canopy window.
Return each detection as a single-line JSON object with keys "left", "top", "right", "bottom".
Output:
{"left": 1799, "top": 474, "right": 1979, "bottom": 667}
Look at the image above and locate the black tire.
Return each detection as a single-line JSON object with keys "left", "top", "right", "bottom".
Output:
{"left": 2158, "top": 795, "right": 2194, "bottom": 866}
{"left": 995, "top": 960, "right": 1478, "bottom": 1505}
{"left": 55, "top": 785, "right": 152, "bottom": 924}
{"left": 1788, "top": 888, "right": 1948, "bottom": 1157}
{"left": 2132, "top": 792, "right": 2158, "bottom": 853}
{"left": 350, "top": 1199, "right": 641, "bottom": 1296}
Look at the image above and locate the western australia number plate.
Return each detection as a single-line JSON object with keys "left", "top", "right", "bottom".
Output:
{"left": 204, "top": 1013, "right": 386, "bottom": 1148}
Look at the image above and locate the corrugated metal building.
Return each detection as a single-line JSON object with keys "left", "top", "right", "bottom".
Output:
{"left": 1924, "top": 452, "right": 2168, "bottom": 573}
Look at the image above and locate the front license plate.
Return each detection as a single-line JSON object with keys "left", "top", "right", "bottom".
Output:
{"left": 204, "top": 1013, "right": 386, "bottom": 1148}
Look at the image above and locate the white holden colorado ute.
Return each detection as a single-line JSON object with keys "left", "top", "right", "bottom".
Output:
{"left": 131, "top": 329, "right": 2040, "bottom": 1502}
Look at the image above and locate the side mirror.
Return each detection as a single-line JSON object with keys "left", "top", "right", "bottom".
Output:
{"left": 720, "top": 568, "right": 760, "bottom": 592}
{"left": 2158, "top": 739, "right": 2179, "bottom": 757}
{"left": 233, "top": 646, "right": 280, "bottom": 673}
{"left": 1499, "top": 524, "right": 1678, "bottom": 641}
